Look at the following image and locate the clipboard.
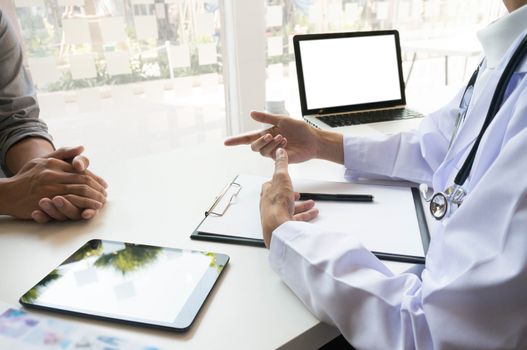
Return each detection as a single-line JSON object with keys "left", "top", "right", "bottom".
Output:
{"left": 191, "top": 174, "right": 430, "bottom": 264}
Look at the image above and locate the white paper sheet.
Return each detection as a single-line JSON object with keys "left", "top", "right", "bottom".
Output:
{"left": 197, "top": 43, "right": 217, "bottom": 65}
{"left": 57, "top": 0, "right": 83, "bottom": 6}
{"left": 198, "top": 175, "right": 426, "bottom": 257}
{"left": 327, "top": 3, "right": 342, "bottom": 24}
{"left": 63, "top": 19, "right": 91, "bottom": 45}
{"left": 398, "top": 1, "right": 411, "bottom": 20}
{"left": 424, "top": 0, "right": 441, "bottom": 18}
{"left": 411, "top": 0, "right": 424, "bottom": 19}
{"left": 155, "top": 3, "right": 166, "bottom": 19}
{"left": 131, "top": 0, "right": 154, "bottom": 4}
{"left": 170, "top": 44, "right": 191, "bottom": 68}
{"left": 267, "top": 36, "right": 283, "bottom": 57}
{"left": 69, "top": 53, "right": 97, "bottom": 79}
{"left": 14, "top": 0, "right": 44, "bottom": 7}
{"left": 308, "top": 4, "right": 322, "bottom": 23}
{"left": 134, "top": 16, "right": 158, "bottom": 40}
{"left": 105, "top": 51, "right": 131, "bottom": 75}
{"left": 266, "top": 5, "right": 283, "bottom": 27}
{"left": 344, "top": 3, "right": 361, "bottom": 21}
{"left": 376, "top": 1, "right": 390, "bottom": 20}
{"left": 99, "top": 17, "right": 127, "bottom": 42}
{"left": 28, "top": 57, "right": 59, "bottom": 85}
{"left": 196, "top": 13, "right": 215, "bottom": 36}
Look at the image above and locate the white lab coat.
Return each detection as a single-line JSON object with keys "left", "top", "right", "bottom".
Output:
{"left": 269, "top": 33, "right": 527, "bottom": 349}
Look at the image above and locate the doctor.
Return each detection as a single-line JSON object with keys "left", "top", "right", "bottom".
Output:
{"left": 225, "top": 1, "right": 527, "bottom": 349}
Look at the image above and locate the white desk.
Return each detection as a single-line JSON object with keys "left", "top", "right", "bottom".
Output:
{"left": 0, "top": 124, "right": 418, "bottom": 349}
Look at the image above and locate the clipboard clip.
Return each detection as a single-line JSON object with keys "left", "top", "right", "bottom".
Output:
{"left": 205, "top": 181, "right": 242, "bottom": 217}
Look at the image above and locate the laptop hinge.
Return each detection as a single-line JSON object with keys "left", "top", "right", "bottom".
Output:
{"left": 309, "top": 105, "right": 407, "bottom": 118}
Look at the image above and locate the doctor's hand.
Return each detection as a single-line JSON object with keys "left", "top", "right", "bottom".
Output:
{"left": 224, "top": 111, "right": 322, "bottom": 164}
{"left": 260, "top": 148, "right": 319, "bottom": 248}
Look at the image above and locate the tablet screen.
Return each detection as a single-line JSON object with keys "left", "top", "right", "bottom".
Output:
{"left": 20, "top": 240, "right": 229, "bottom": 331}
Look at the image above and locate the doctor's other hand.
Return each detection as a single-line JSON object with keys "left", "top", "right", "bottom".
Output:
{"left": 32, "top": 146, "right": 108, "bottom": 223}
{"left": 260, "top": 148, "right": 319, "bottom": 247}
{"left": 224, "top": 111, "right": 321, "bottom": 164}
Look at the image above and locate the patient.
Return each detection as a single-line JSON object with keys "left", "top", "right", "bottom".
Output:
{"left": 0, "top": 9, "right": 107, "bottom": 223}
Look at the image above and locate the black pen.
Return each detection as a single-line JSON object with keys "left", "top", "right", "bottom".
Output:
{"left": 298, "top": 193, "right": 374, "bottom": 202}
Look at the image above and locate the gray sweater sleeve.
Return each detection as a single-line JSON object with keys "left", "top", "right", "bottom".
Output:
{"left": 0, "top": 9, "right": 53, "bottom": 176}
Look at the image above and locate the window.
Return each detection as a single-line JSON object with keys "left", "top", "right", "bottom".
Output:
{"left": 12, "top": 0, "right": 226, "bottom": 160}
{"left": 263, "top": 0, "right": 505, "bottom": 116}
{"left": 7, "top": 0, "right": 507, "bottom": 151}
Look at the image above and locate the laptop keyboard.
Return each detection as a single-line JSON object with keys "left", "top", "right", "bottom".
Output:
{"left": 318, "top": 108, "right": 422, "bottom": 127}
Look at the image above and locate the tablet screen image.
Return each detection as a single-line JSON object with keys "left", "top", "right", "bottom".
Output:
{"left": 19, "top": 240, "right": 229, "bottom": 331}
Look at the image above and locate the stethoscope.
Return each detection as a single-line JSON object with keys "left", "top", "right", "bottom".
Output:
{"left": 420, "top": 34, "right": 527, "bottom": 220}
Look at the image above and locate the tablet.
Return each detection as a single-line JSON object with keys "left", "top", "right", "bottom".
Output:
{"left": 19, "top": 239, "right": 229, "bottom": 331}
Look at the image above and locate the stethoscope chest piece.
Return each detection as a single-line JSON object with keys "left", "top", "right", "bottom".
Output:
{"left": 420, "top": 184, "right": 466, "bottom": 221}
{"left": 430, "top": 192, "right": 448, "bottom": 220}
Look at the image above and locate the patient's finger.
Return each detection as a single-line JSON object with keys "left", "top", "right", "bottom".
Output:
{"left": 52, "top": 196, "right": 82, "bottom": 220}
{"left": 46, "top": 146, "right": 84, "bottom": 162}
{"left": 85, "top": 169, "right": 108, "bottom": 188}
{"left": 31, "top": 210, "right": 52, "bottom": 224}
{"left": 60, "top": 173, "right": 107, "bottom": 196}
{"left": 62, "top": 185, "right": 106, "bottom": 204}
{"left": 72, "top": 155, "right": 89, "bottom": 173}
{"left": 81, "top": 209, "right": 98, "bottom": 220}
{"left": 62, "top": 194, "right": 104, "bottom": 210}
{"left": 39, "top": 198, "right": 68, "bottom": 221}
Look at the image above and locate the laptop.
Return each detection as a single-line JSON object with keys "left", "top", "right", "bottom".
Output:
{"left": 293, "top": 30, "right": 423, "bottom": 131}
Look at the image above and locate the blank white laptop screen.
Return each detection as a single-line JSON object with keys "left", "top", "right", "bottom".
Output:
{"left": 299, "top": 34, "right": 402, "bottom": 110}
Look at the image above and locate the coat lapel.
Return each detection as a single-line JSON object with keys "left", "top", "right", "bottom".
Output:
{"left": 442, "top": 71, "right": 500, "bottom": 167}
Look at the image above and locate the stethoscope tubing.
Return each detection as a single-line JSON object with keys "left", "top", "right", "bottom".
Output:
{"left": 425, "top": 33, "right": 527, "bottom": 220}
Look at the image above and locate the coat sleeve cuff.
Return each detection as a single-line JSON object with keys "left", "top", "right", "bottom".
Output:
{"left": 343, "top": 134, "right": 386, "bottom": 180}
{"left": 268, "top": 221, "right": 306, "bottom": 275}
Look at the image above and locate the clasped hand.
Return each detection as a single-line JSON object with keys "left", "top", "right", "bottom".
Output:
{"left": 5, "top": 146, "right": 107, "bottom": 223}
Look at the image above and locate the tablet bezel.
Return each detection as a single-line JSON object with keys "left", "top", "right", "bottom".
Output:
{"left": 19, "top": 239, "right": 229, "bottom": 332}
